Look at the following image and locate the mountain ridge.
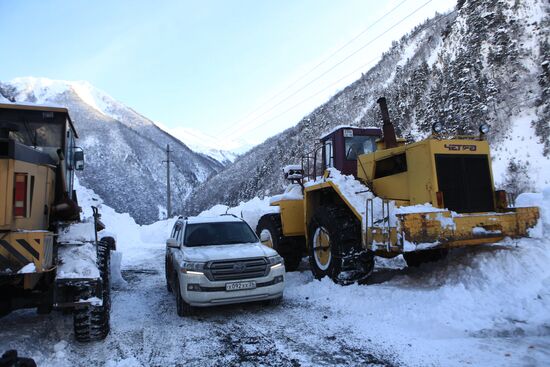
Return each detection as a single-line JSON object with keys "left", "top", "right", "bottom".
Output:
{"left": 0, "top": 77, "right": 224, "bottom": 223}
{"left": 183, "top": 0, "right": 550, "bottom": 215}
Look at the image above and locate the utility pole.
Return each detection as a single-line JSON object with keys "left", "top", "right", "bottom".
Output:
{"left": 162, "top": 144, "right": 173, "bottom": 218}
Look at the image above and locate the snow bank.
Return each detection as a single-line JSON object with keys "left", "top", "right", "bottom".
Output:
{"left": 516, "top": 186, "right": 550, "bottom": 238}
{"left": 71, "top": 177, "right": 173, "bottom": 276}
{"left": 285, "top": 234, "right": 550, "bottom": 366}
{"left": 198, "top": 196, "right": 278, "bottom": 232}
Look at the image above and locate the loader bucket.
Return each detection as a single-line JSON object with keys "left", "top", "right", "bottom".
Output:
{"left": 397, "top": 207, "right": 540, "bottom": 249}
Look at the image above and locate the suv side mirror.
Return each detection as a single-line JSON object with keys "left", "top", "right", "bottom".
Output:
{"left": 166, "top": 238, "right": 179, "bottom": 248}
{"left": 74, "top": 147, "right": 85, "bottom": 171}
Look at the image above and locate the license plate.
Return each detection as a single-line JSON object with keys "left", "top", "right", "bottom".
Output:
{"left": 226, "top": 281, "right": 256, "bottom": 291}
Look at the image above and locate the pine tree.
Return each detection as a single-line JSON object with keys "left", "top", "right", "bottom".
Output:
{"left": 502, "top": 159, "right": 534, "bottom": 199}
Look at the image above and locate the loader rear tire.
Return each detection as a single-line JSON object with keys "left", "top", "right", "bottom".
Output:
{"left": 308, "top": 206, "right": 374, "bottom": 284}
{"left": 256, "top": 214, "right": 303, "bottom": 271}
{"left": 403, "top": 249, "right": 448, "bottom": 268}
{"left": 73, "top": 285, "right": 109, "bottom": 342}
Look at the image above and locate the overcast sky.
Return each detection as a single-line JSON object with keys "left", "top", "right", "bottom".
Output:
{"left": 0, "top": 0, "right": 455, "bottom": 150}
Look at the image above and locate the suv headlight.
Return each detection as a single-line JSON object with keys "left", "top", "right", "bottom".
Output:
{"left": 267, "top": 255, "right": 284, "bottom": 269}
{"left": 180, "top": 261, "right": 206, "bottom": 275}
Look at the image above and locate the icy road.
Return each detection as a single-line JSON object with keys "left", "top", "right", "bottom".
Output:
{"left": 1, "top": 183, "right": 550, "bottom": 366}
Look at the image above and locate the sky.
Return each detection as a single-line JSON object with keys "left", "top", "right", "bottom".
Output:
{"left": 0, "top": 0, "right": 456, "bottom": 151}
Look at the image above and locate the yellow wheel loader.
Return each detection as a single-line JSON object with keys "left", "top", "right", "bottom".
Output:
{"left": 256, "top": 97, "right": 539, "bottom": 283}
{"left": 0, "top": 103, "right": 115, "bottom": 341}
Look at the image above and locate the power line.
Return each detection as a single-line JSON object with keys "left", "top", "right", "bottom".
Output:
{"left": 225, "top": 0, "right": 436, "bottom": 139}
{"left": 239, "top": 57, "right": 382, "bottom": 133}
{"left": 218, "top": 0, "right": 412, "bottom": 135}
{"left": 228, "top": 7, "right": 456, "bottom": 138}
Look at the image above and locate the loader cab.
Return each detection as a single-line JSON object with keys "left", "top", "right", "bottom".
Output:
{"left": 0, "top": 103, "right": 83, "bottom": 227}
{"left": 320, "top": 126, "right": 381, "bottom": 177}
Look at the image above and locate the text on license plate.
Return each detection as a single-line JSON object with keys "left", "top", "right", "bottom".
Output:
{"left": 226, "top": 281, "right": 256, "bottom": 291}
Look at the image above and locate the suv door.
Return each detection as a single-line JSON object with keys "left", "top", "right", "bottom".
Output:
{"left": 166, "top": 221, "right": 183, "bottom": 288}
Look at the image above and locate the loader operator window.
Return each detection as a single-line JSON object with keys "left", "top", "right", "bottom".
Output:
{"left": 375, "top": 153, "right": 407, "bottom": 179}
{"left": 345, "top": 136, "right": 377, "bottom": 160}
{"left": 325, "top": 141, "right": 333, "bottom": 167}
{"left": 9, "top": 122, "right": 63, "bottom": 148}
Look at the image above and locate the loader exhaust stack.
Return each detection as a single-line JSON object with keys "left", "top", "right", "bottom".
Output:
{"left": 377, "top": 97, "right": 397, "bottom": 149}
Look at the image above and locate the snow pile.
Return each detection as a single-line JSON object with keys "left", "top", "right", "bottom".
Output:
{"left": 270, "top": 183, "right": 303, "bottom": 203}
{"left": 516, "top": 186, "right": 550, "bottom": 237}
{"left": 58, "top": 222, "right": 96, "bottom": 243}
{"left": 17, "top": 263, "right": 36, "bottom": 274}
{"left": 318, "top": 125, "right": 380, "bottom": 139}
{"left": 110, "top": 251, "right": 126, "bottom": 288}
{"left": 305, "top": 168, "right": 401, "bottom": 227}
{"left": 198, "top": 196, "right": 278, "bottom": 232}
{"left": 67, "top": 178, "right": 175, "bottom": 282}
{"left": 283, "top": 165, "right": 302, "bottom": 173}
{"left": 57, "top": 243, "right": 100, "bottom": 279}
{"left": 393, "top": 203, "right": 447, "bottom": 214}
{"left": 285, "top": 236, "right": 550, "bottom": 366}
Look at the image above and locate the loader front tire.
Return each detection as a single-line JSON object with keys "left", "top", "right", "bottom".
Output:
{"left": 308, "top": 206, "right": 374, "bottom": 284}
{"left": 256, "top": 214, "right": 303, "bottom": 271}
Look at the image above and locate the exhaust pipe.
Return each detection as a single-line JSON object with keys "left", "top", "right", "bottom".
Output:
{"left": 377, "top": 97, "right": 397, "bottom": 149}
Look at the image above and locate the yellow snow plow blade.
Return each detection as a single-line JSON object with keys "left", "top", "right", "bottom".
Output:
{"left": 398, "top": 207, "right": 540, "bottom": 249}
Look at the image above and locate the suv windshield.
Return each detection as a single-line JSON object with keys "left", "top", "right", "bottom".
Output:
{"left": 184, "top": 222, "right": 258, "bottom": 247}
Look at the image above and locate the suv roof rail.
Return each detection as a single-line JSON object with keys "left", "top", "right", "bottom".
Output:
{"left": 220, "top": 213, "right": 241, "bottom": 219}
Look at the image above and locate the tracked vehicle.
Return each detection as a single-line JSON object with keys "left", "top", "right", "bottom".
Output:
{"left": 257, "top": 97, "right": 540, "bottom": 283}
{"left": 0, "top": 103, "right": 114, "bottom": 341}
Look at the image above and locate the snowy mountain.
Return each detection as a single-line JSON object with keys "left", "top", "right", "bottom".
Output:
{"left": 158, "top": 126, "right": 242, "bottom": 165}
{"left": 184, "top": 0, "right": 550, "bottom": 215}
{"left": 0, "top": 77, "right": 224, "bottom": 224}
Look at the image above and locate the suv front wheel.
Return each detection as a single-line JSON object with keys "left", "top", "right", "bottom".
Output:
{"left": 174, "top": 274, "right": 194, "bottom": 317}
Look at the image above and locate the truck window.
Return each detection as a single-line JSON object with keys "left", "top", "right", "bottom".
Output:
{"left": 9, "top": 121, "right": 63, "bottom": 148}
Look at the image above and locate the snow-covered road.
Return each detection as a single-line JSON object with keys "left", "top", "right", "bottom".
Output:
{"left": 0, "top": 244, "right": 399, "bottom": 366}
{"left": 1, "top": 183, "right": 549, "bottom": 366}
{"left": 2, "top": 239, "right": 549, "bottom": 366}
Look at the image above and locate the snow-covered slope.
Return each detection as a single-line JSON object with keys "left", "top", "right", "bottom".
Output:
{"left": 0, "top": 77, "right": 224, "bottom": 224}
{"left": 184, "top": 0, "right": 550, "bottom": 215}
{"left": 161, "top": 126, "right": 241, "bottom": 165}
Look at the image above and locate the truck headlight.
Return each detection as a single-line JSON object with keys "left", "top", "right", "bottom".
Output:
{"left": 432, "top": 122, "right": 443, "bottom": 134}
{"left": 267, "top": 255, "right": 284, "bottom": 269}
{"left": 180, "top": 261, "right": 206, "bottom": 275}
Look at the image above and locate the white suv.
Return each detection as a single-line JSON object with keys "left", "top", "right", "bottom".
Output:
{"left": 165, "top": 215, "right": 285, "bottom": 316}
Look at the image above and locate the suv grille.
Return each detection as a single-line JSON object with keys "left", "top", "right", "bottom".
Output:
{"left": 206, "top": 257, "right": 268, "bottom": 281}
{"left": 435, "top": 154, "right": 495, "bottom": 213}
